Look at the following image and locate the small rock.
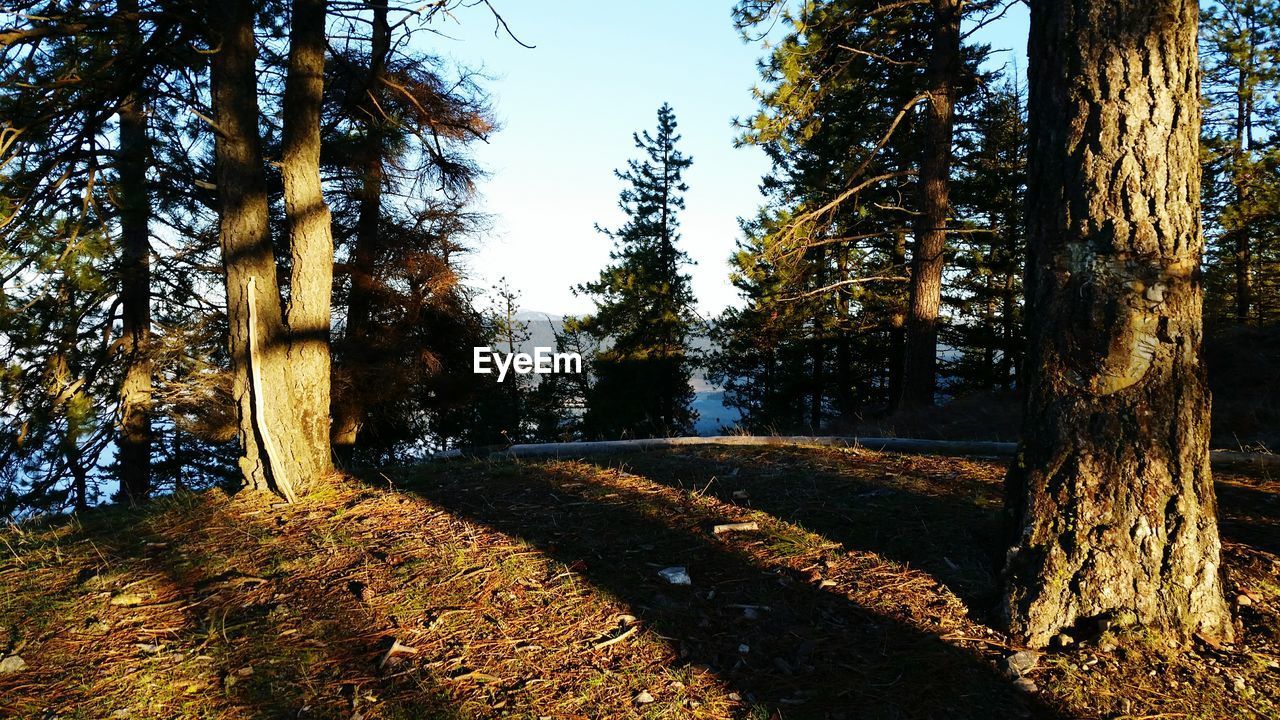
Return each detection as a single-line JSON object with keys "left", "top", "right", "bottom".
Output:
{"left": 1013, "top": 677, "right": 1038, "bottom": 693}
{"left": 1098, "top": 641, "right": 1117, "bottom": 653}
{"left": 634, "top": 691, "right": 655, "bottom": 704}
{"left": 1003, "top": 650, "right": 1040, "bottom": 678}
{"left": 1238, "top": 594, "right": 1253, "bottom": 607}
{"left": 658, "top": 567, "right": 692, "bottom": 586}
{"left": 0, "top": 655, "right": 27, "bottom": 674}
{"left": 727, "top": 692, "right": 742, "bottom": 701}
{"left": 742, "top": 607, "right": 759, "bottom": 620}
{"left": 1052, "top": 633, "right": 1074, "bottom": 648}
{"left": 1233, "top": 677, "right": 1247, "bottom": 694}
{"left": 738, "top": 644, "right": 750, "bottom": 654}
{"left": 110, "top": 593, "right": 144, "bottom": 607}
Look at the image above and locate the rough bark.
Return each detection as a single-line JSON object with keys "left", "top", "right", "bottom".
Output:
{"left": 116, "top": 0, "right": 152, "bottom": 503}
{"left": 332, "top": 0, "right": 390, "bottom": 458}
{"left": 900, "top": 0, "right": 961, "bottom": 409}
{"left": 1001, "top": 0, "right": 1233, "bottom": 648}
{"left": 211, "top": 0, "right": 310, "bottom": 499}
{"left": 281, "top": 0, "right": 334, "bottom": 478}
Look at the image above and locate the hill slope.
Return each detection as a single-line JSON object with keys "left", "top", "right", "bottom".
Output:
{"left": 2, "top": 446, "right": 1278, "bottom": 718}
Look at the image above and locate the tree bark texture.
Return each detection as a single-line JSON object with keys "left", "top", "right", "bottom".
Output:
{"left": 901, "top": 0, "right": 961, "bottom": 409}
{"left": 116, "top": 0, "right": 152, "bottom": 503}
{"left": 211, "top": 0, "right": 312, "bottom": 499}
{"left": 281, "top": 0, "right": 334, "bottom": 478}
{"left": 1001, "top": 0, "right": 1233, "bottom": 648}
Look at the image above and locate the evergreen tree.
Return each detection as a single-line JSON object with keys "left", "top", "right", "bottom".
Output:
{"left": 1200, "top": 0, "right": 1280, "bottom": 327}
{"left": 1003, "top": 0, "right": 1231, "bottom": 647}
{"left": 943, "top": 78, "right": 1027, "bottom": 393}
{"left": 578, "top": 104, "right": 698, "bottom": 439}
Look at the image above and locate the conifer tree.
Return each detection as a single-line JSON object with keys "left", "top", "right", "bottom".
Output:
{"left": 1200, "top": 0, "right": 1280, "bottom": 326}
{"left": 578, "top": 104, "right": 698, "bottom": 439}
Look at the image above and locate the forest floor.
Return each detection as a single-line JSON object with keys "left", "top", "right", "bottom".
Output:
{"left": 2, "top": 446, "right": 1279, "bottom": 719}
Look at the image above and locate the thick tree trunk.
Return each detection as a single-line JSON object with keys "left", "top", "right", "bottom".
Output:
{"left": 901, "top": 0, "right": 960, "bottom": 409}
{"left": 116, "top": 0, "right": 152, "bottom": 503}
{"left": 281, "top": 0, "right": 334, "bottom": 478}
{"left": 1002, "top": 0, "right": 1233, "bottom": 648}
{"left": 211, "top": 0, "right": 304, "bottom": 501}
{"left": 332, "top": 0, "right": 390, "bottom": 458}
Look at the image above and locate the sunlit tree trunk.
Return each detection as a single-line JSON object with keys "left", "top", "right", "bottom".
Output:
{"left": 1002, "top": 0, "right": 1233, "bottom": 648}
{"left": 116, "top": 0, "right": 152, "bottom": 502}
{"left": 901, "top": 0, "right": 961, "bottom": 409}
{"left": 211, "top": 0, "right": 304, "bottom": 501}
{"left": 281, "top": 0, "right": 335, "bottom": 478}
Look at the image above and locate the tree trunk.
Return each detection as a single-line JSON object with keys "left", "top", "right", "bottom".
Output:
{"left": 332, "top": 0, "right": 390, "bottom": 458}
{"left": 281, "top": 0, "right": 334, "bottom": 478}
{"left": 1232, "top": 65, "right": 1253, "bottom": 324}
{"left": 116, "top": 0, "right": 152, "bottom": 503}
{"left": 887, "top": 229, "right": 908, "bottom": 410}
{"left": 901, "top": 0, "right": 961, "bottom": 409}
{"left": 211, "top": 0, "right": 304, "bottom": 501}
{"left": 1001, "top": 0, "right": 1233, "bottom": 648}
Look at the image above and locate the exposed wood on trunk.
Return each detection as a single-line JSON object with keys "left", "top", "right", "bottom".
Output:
{"left": 1002, "top": 0, "right": 1232, "bottom": 647}
{"left": 281, "top": 0, "right": 335, "bottom": 479}
{"left": 901, "top": 0, "right": 961, "bottom": 409}
{"left": 246, "top": 278, "right": 298, "bottom": 504}
{"left": 115, "top": 0, "right": 152, "bottom": 503}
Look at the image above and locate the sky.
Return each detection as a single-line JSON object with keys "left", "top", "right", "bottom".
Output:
{"left": 428, "top": 0, "right": 1030, "bottom": 317}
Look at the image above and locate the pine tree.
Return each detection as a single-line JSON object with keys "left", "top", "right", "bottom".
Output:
{"left": 1200, "top": 0, "right": 1280, "bottom": 326}
{"left": 944, "top": 78, "right": 1027, "bottom": 393}
{"left": 578, "top": 104, "right": 699, "bottom": 439}
{"left": 1003, "top": 0, "right": 1232, "bottom": 647}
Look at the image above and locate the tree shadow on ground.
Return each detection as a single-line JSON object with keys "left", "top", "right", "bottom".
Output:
{"left": 579, "top": 447, "right": 1009, "bottom": 612}
{"left": 0, "top": 492, "right": 461, "bottom": 720}
{"left": 396, "top": 455, "right": 1066, "bottom": 719}
{"left": 1216, "top": 474, "right": 1280, "bottom": 554}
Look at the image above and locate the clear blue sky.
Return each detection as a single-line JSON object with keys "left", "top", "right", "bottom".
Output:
{"left": 430, "top": 0, "right": 1029, "bottom": 317}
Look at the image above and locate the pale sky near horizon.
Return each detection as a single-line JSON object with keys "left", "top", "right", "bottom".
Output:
{"left": 429, "top": 1, "right": 1030, "bottom": 317}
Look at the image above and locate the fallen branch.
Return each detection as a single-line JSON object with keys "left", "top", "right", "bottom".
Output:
{"left": 713, "top": 522, "right": 760, "bottom": 535}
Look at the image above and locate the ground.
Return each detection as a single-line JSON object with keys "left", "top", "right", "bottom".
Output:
{"left": 2, "top": 445, "right": 1278, "bottom": 719}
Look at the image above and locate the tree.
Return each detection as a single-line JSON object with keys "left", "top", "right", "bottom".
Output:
{"left": 899, "top": 0, "right": 962, "bottom": 409}
{"left": 209, "top": 0, "right": 322, "bottom": 501}
{"left": 1001, "top": 0, "right": 1233, "bottom": 647}
{"left": 944, "top": 79, "right": 1027, "bottom": 393}
{"left": 280, "top": 0, "right": 336, "bottom": 479}
{"left": 578, "top": 104, "right": 698, "bottom": 439}
{"left": 115, "top": 0, "right": 154, "bottom": 503}
{"left": 326, "top": 0, "right": 493, "bottom": 459}
{"left": 1200, "top": 0, "right": 1280, "bottom": 326}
